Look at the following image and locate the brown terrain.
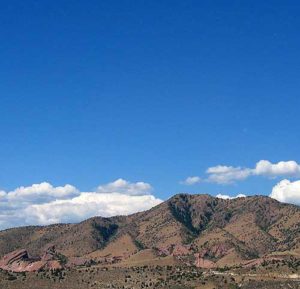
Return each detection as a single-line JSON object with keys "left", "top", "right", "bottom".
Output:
{"left": 0, "top": 194, "right": 299, "bottom": 288}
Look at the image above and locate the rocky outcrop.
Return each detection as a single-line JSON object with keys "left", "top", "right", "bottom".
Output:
{"left": 0, "top": 249, "right": 29, "bottom": 267}
{"left": 41, "top": 244, "right": 56, "bottom": 261}
{"left": 157, "top": 244, "right": 191, "bottom": 257}
{"left": 194, "top": 253, "right": 215, "bottom": 268}
{"left": 198, "top": 243, "right": 231, "bottom": 259}
{"left": 0, "top": 249, "right": 40, "bottom": 272}
{"left": 172, "top": 244, "right": 191, "bottom": 256}
{"left": 0, "top": 246, "right": 63, "bottom": 272}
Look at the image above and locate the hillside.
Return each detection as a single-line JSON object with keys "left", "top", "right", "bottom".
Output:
{"left": 0, "top": 194, "right": 299, "bottom": 271}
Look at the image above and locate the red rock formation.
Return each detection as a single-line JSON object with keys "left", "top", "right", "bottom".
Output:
{"left": 209, "top": 243, "right": 229, "bottom": 258}
{"left": 194, "top": 253, "right": 215, "bottom": 268}
{"left": 0, "top": 249, "right": 43, "bottom": 272}
{"left": 44, "top": 260, "right": 62, "bottom": 270}
{"left": 172, "top": 244, "right": 191, "bottom": 256}
{"left": 157, "top": 244, "right": 191, "bottom": 257}
{"left": 0, "top": 247, "right": 63, "bottom": 272}
{"left": 198, "top": 243, "right": 231, "bottom": 259}
{"left": 41, "top": 244, "right": 56, "bottom": 261}
{"left": 0, "top": 249, "right": 29, "bottom": 267}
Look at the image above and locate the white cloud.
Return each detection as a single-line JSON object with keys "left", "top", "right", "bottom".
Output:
{"left": 183, "top": 160, "right": 300, "bottom": 185}
{"left": 0, "top": 179, "right": 162, "bottom": 230}
{"left": 206, "top": 166, "right": 252, "bottom": 184}
{"left": 254, "top": 160, "right": 300, "bottom": 178}
{"left": 0, "top": 190, "right": 6, "bottom": 198}
{"left": 6, "top": 182, "right": 79, "bottom": 203}
{"left": 25, "top": 193, "right": 162, "bottom": 225}
{"left": 216, "top": 193, "right": 246, "bottom": 200}
{"left": 97, "top": 178, "right": 152, "bottom": 196}
{"left": 269, "top": 179, "right": 300, "bottom": 205}
{"left": 181, "top": 176, "right": 201, "bottom": 185}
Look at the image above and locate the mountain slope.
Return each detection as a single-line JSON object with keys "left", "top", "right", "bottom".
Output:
{"left": 0, "top": 194, "right": 299, "bottom": 269}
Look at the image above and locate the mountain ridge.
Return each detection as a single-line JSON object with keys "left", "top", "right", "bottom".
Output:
{"left": 0, "top": 194, "right": 299, "bottom": 271}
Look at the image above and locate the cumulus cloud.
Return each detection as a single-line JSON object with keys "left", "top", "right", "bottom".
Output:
{"left": 255, "top": 160, "right": 300, "bottom": 178}
{"left": 216, "top": 193, "right": 246, "bottom": 200}
{"left": 97, "top": 178, "right": 152, "bottom": 196}
{"left": 6, "top": 182, "right": 79, "bottom": 204}
{"left": 0, "top": 180, "right": 162, "bottom": 230}
{"left": 183, "top": 160, "right": 300, "bottom": 185}
{"left": 181, "top": 176, "right": 201, "bottom": 185}
{"left": 206, "top": 166, "right": 252, "bottom": 184}
{"left": 25, "top": 193, "right": 162, "bottom": 225}
{"left": 269, "top": 179, "right": 300, "bottom": 205}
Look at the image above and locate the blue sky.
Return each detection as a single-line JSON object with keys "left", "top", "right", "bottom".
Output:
{"left": 0, "top": 1, "right": 300, "bottom": 228}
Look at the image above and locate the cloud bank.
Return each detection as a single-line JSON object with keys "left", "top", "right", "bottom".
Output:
{"left": 0, "top": 179, "right": 162, "bottom": 230}
{"left": 183, "top": 160, "right": 300, "bottom": 185}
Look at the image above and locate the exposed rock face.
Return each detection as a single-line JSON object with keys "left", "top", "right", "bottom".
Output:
{"left": 41, "top": 244, "right": 56, "bottom": 261}
{"left": 199, "top": 243, "right": 231, "bottom": 259}
{"left": 194, "top": 253, "right": 215, "bottom": 268}
{"left": 0, "top": 246, "right": 63, "bottom": 272}
{"left": 0, "top": 249, "right": 39, "bottom": 272}
{"left": 44, "top": 260, "right": 62, "bottom": 270}
{"left": 0, "top": 249, "right": 29, "bottom": 267}
{"left": 157, "top": 244, "right": 191, "bottom": 257}
{"left": 172, "top": 244, "right": 191, "bottom": 256}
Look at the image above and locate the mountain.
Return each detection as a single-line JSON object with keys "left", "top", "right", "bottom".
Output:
{"left": 0, "top": 194, "right": 299, "bottom": 271}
